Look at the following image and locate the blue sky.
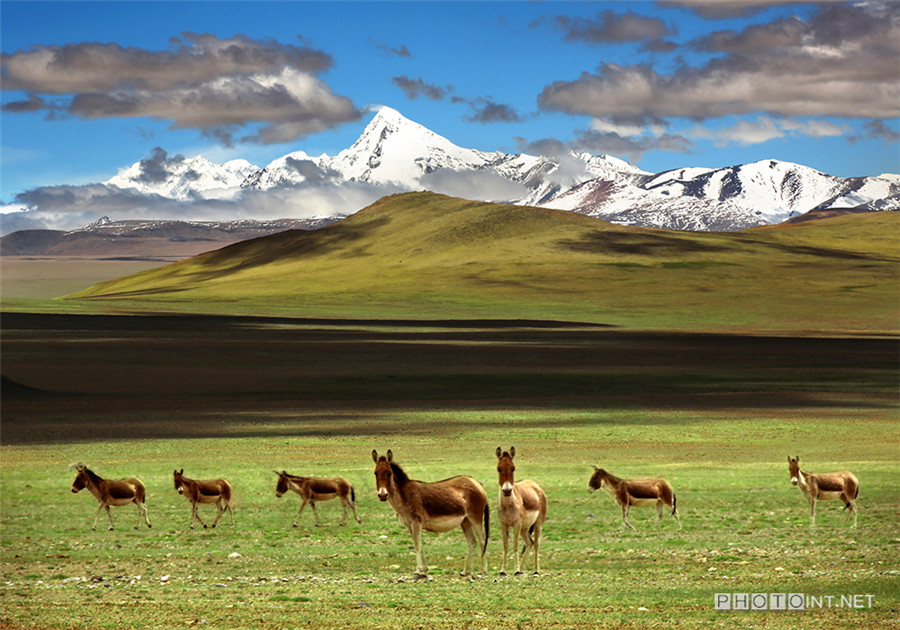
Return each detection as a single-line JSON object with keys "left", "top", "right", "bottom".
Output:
{"left": 2, "top": 0, "right": 899, "bottom": 209}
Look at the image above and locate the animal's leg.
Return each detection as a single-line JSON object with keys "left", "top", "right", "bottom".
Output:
{"left": 622, "top": 504, "right": 636, "bottom": 531}
{"left": 211, "top": 498, "right": 225, "bottom": 528}
{"left": 500, "top": 524, "right": 510, "bottom": 575}
{"left": 91, "top": 503, "right": 105, "bottom": 531}
{"left": 514, "top": 525, "right": 527, "bottom": 574}
{"left": 227, "top": 498, "right": 235, "bottom": 526}
{"left": 460, "top": 519, "right": 477, "bottom": 576}
{"left": 656, "top": 501, "right": 664, "bottom": 526}
{"left": 530, "top": 522, "right": 543, "bottom": 574}
{"left": 339, "top": 497, "right": 350, "bottom": 526}
{"left": 847, "top": 497, "right": 858, "bottom": 528}
{"left": 192, "top": 502, "right": 208, "bottom": 529}
{"left": 809, "top": 497, "right": 817, "bottom": 527}
{"left": 351, "top": 496, "right": 361, "bottom": 524}
{"left": 293, "top": 499, "right": 307, "bottom": 528}
{"left": 310, "top": 500, "right": 321, "bottom": 527}
{"left": 409, "top": 521, "right": 428, "bottom": 578}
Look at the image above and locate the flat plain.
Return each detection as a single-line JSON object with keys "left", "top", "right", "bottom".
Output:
{"left": 2, "top": 313, "right": 898, "bottom": 629}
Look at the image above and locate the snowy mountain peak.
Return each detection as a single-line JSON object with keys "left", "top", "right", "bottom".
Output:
{"left": 93, "top": 108, "right": 897, "bottom": 232}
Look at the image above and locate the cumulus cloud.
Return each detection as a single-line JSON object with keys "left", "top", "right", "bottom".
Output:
{"left": 0, "top": 33, "right": 362, "bottom": 145}
{"left": 539, "top": 3, "right": 900, "bottom": 122}
{"left": 464, "top": 100, "right": 524, "bottom": 124}
{"left": 7, "top": 177, "right": 403, "bottom": 233}
{"left": 662, "top": 0, "right": 813, "bottom": 19}
{"left": 518, "top": 127, "right": 694, "bottom": 164}
{"left": 543, "top": 9, "right": 675, "bottom": 48}
{"left": 418, "top": 169, "right": 529, "bottom": 203}
{"left": 392, "top": 75, "right": 451, "bottom": 100}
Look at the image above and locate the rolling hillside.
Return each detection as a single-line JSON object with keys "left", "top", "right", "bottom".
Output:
{"left": 67, "top": 192, "right": 900, "bottom": 333}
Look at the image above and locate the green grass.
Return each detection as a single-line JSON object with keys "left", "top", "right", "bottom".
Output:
{"left": 2, "top": 409, "right": 899, "bottom": 629}
{"left": 54, "top": 192, "right": 900, "bottom": 334}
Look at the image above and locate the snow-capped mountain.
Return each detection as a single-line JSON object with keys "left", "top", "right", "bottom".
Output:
{"left": 105, "top": 107, "right": 899, "bottom": 231}
{"left": 107, "top": 154, "right": 258, "bottom": 200}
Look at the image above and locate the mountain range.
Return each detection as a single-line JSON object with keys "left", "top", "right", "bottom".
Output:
{"left": 100, "top": 106, "right": 898, "bottom": 232}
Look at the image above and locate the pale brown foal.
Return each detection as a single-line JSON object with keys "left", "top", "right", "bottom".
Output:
{"left": 275, "top": 471, "right": 361, "bottom": 527}
{"left": 173, "top": 469, "right": 235, "bottom": 529}
{"left": 788, "top": 456, "right": 859, "bottom": 527}
{"left": 495, "top": 447, "right": 547, "bottom": 575}
{"left": 372, "top": 449, "right": 489, "bottom": 579}
{"left": 588, "top": 466, "right": 680, "bottom": 530}
{"left": 70, "top": 463, "right": 151, "bottom": 531}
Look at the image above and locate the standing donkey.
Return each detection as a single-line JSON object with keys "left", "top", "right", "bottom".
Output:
{"left": 173, "top": 469, "right": 235, "bottom": 529}
{"left": 588, "top": 466, "right": 680, "bottom": 530}
{"left": 495, "top": 447, "right": 547, "bottom": 575}
{"left": 788, "top": 456, "right": 859, "bottom": 527}
{"left": 372, "top": 449, "right": 489, "bottom": 579}
{"left": 70, "top": 463, "right": 151, "bottom": 531}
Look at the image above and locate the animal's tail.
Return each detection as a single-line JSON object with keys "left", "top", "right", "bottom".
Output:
{"left": 351, "top": 486, "right": 356, "bottom": 504}
{"left": 672, "top": 493, "right": 678, "bottom": 516}
{"left": 854, "top": 485, "right": 859, "bottom": 500}
{"left": 482, "top": 504, "right": 490, "bottom": 555}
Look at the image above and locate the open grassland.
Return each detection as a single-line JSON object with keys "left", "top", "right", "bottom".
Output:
{"left": 53, "top": 193, "right": 900, "bottom": 335}
{"left": 1, "top": 412, "right": 898, "bottom": 630}
{"left": 2, "top": 314, "right": 898, "bottom": 628}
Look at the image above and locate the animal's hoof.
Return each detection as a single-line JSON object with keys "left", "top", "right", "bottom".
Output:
{"left": 292, "top": 524, "right": 298, "bottom": 528}
{"left": 515, "top": 571, "right": 524, "bottom": 576}
{"left": 499, "top": 571, "right": 507, "bottom": 577}
{"left": 108, "top": 527, "right": 114, "bottom": 531}
{"left": 412, "top": 573, "right": 428, "bottom": 581}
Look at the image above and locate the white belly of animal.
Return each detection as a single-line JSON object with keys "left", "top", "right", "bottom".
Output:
{"left": 108, "top": 497, "right": 134, "bottom": 506}
{"left": 818, "top": 490, "right": 844, "bottom": 500}
{"left": 424, "top": 515, "right": 465, "bottom": 533}
{"left": 630, "top": 498, "right": 659, "bottom": 507}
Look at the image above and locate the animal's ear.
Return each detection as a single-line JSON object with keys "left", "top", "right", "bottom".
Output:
{"left": 787, "top": 456, "right": 791, "bottom": 463}
{"left": 592, "top": 465, "right": 599, "bottom": 471}
{"left": 796, "top": 456, "right": 799, "bottom": 463}
{"left": 496, "top": 447, "right": 502, "bottom": 459}
{"left": 372, "top": 450, "right": 379, "bottom": 463}
{"left": 386, "top": 449, "right": 393, "bottom": 462}
{"left": 509, "top": 446, "right": 516, "bottom": 459}
{"left": 179, "top": 468, "right": 184, "bottom": 474}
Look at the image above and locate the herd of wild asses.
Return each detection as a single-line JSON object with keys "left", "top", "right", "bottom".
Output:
{"left": 69, "top": 452, "right": 860, "bottom": 578}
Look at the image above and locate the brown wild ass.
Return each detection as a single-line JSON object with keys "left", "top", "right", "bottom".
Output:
{"left": 173, "top": 469, "right": 235, "bottom": 529}
{"left": 275, "top": 471, "right": 361, "bottom": 527}
{"left": 70, "top": 463, "right": 151, "bottom": 531}
{"left": 495, "top": 447, "right": 547, "bottom": 575}
{"left": 372, "top": 449, "right": 489, "bottom": 579}
{"left": 588, "top": 466, "right": 680, "bottom": 530}
{"left": 788, "top": 456, "right": 859, "bottom": 527}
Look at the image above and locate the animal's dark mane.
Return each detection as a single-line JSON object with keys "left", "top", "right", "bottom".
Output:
{"left": 82, "top": 467, "right": 102, "bottom": 485}
{"left": 389, "top": 461, "right": 410, "bottom": 486}
{"left": 599, "top": 469, "right": 623, "bottom": 485}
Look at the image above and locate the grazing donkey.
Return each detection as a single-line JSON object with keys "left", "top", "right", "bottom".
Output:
{"left": 588, "top": 466, "right": 680, "bottom": 530}
{"left": 788, "top": 456, "right": 859, "bottom": 527}
{"left": 372, "top": 449, "right": 489, "bottom": 579}
{"left": 495, "top": 447, "right": 547, "bottom": 575}
{"left": 70, "top": 463, "right": 151, "bottom": 531}
{"left": 173, "top": 469, "right": 234, "bottom": 529}
{"left": 274, "top": 471, "right": 361, "bottom": 527}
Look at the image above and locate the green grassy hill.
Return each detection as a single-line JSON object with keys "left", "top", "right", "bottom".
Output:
{"left": 67, "top": 192, "right": 900, "bottom": 333}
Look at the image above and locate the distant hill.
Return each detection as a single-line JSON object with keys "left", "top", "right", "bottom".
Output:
{"left": 1, "top": 217, "right": 339, "bottom": 258}
{"left": 67, "top": 192, "right": 900, "bottom": 333}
